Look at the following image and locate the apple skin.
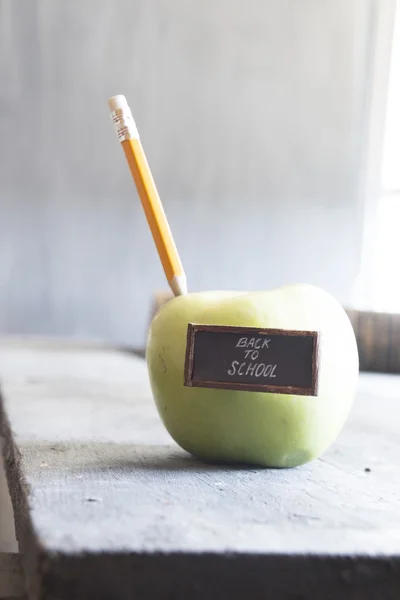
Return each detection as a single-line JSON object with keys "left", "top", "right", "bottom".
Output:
{"left": 146, "top": 284, "right": 359, "bottom": 468}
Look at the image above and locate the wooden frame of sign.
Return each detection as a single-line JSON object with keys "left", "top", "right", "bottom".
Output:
{"left": 184, "top": 324, "right": 320, "bottom": 396}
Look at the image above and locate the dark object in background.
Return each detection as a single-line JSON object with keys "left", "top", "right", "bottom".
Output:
{"left": 346, "top": 309, "right": 400, "bottom": 374}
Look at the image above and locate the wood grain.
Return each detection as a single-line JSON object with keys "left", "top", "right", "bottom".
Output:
{"left": 0, "top": 553, "right": 24, "bottom": 599}
{"left": 0, "top": 452, "right": 17, "bottom": 553}
{"left": 346, "top": 309, "right": 400, "bottom": 373}
{"left": 0, "top": 338, "right": 399, "bottom": 599}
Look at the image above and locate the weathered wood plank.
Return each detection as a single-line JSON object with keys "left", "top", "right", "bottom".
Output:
{"left": 0, "top": 553, "right": 24, "bottom": 599}
{"left": 0, "top": 338, "right": 399, "bottom": 599}
{"left": 0, "top": 450, "right": 18, "bottom": 553}
{"left": 345, "top": 309, "right": 400, "bottom": 373}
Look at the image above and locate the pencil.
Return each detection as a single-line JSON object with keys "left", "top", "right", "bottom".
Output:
{"left": 108, "top": 95, "right": 187, "bottom": 297}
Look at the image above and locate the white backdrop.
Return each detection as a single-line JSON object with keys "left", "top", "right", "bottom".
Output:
{"left": 0, "top": 0, "right": 374, "bottom": 348}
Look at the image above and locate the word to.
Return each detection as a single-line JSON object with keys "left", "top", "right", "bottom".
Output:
{"left": 228, "top": 336, "right": 276, "bottom": 378}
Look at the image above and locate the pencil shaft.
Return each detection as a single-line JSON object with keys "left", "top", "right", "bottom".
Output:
{"left": 109, "top": 94, "right": 187, "bottom": 296}
{"left": 122, "top": 138, "right": 185, "bottom": 284}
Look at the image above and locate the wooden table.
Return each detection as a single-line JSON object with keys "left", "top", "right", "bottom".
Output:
{"left": 0, "top": 339, "right": 399, "bottom": 599}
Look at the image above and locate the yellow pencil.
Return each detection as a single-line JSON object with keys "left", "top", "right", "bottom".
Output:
{"left": 108, "top": 95, "right": 187, "bottom": 296}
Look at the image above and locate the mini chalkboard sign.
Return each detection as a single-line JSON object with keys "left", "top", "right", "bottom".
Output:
{"left": 184, "top": 324, "right": 320, "bottom": 396}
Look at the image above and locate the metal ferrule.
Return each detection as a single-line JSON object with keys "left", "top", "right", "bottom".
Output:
{"left": 110, "top": 107, "right": 139, "bottom": 142}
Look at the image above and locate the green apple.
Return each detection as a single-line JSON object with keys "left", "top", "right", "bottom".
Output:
{"left": 146, "top": 284, "right": 359, "bottom": 468}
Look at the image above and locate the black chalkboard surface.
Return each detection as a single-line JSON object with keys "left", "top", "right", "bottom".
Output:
{"left": 184, "top": 324, "right": 320, "bottom": 396}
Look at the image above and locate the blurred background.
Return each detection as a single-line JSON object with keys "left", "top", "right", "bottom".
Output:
{"left": 0, "top": 0, "right": 399, "bottom": 348}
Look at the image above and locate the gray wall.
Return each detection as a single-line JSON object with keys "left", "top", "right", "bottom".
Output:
{"left": 0, "top": 0, "right": 373, "bottom": 348}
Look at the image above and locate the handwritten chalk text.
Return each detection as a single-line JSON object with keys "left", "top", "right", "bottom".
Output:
{"left": 227, "top": 361, "right": 277, "bottom": 378}
{"left": 236, "top": 337, "right": 270, "bottom": 349}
